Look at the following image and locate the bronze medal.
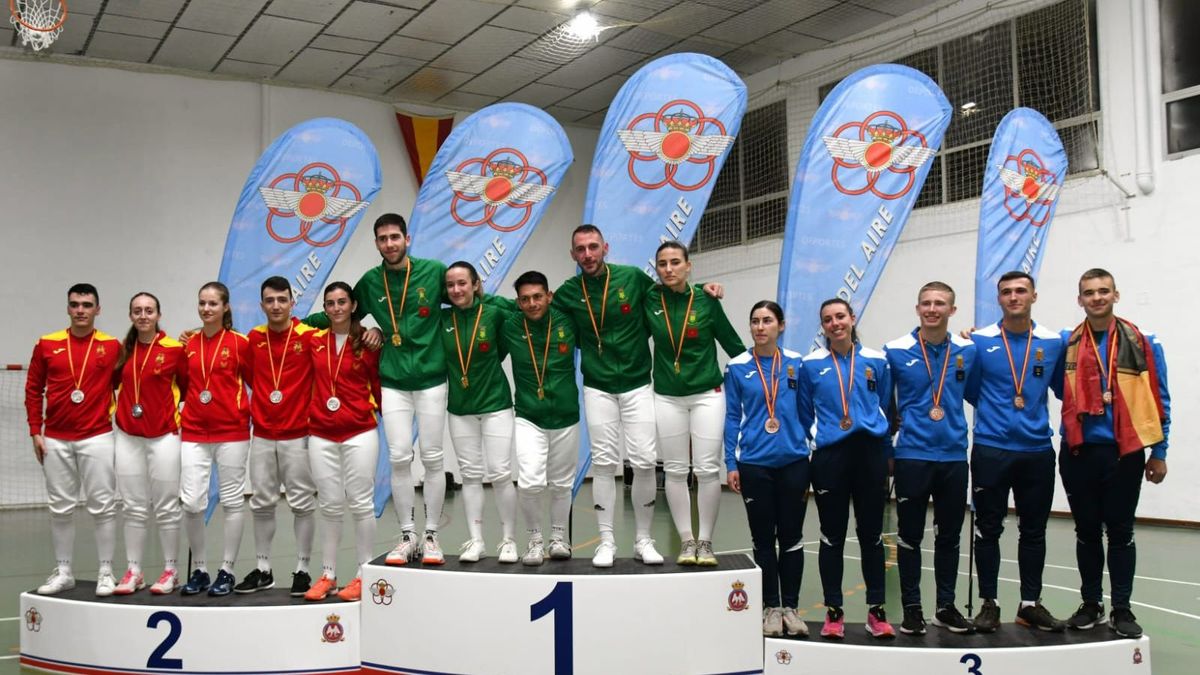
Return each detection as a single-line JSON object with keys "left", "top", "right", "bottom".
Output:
{"left": 1102, "top": 390, "right": 1113, "bottom": 405}
{"left": 929, "top": 406, "right": 945, "bottom": 422}
{"left": 764, "top": 417, "right": 780, "bottom": 434}
{"left": 1013, "top": 394, "right": 1025, "bottom": 410}
{"left": 839, "top": 416, "right": 853, "bottom": 431}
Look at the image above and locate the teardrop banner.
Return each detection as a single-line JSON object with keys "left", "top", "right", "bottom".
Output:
{"left": 777, "top": 64, "right": 952, "bottom": 354}
{"left": 974, "top": 107, "right": 1067, "bottom": 326}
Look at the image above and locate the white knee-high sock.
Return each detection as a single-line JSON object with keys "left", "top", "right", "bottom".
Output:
{"left": 50, "top": 513, "right": 74, "bottom": 573}
{"left": 184, "top": 511, "right": 207, "bottom": 572}
{"left": 631, "top": 467, "right": 657, "bottom": 541}
{"left": 95, "top": 514, "right": 116, "bottom": 575}
{"left": 462, "top": 482, "right": 484, "bottom": 542}
{"left": 696, "top": 476, "right": 721, "bottom": 542}
{"left": 520, "top": 487, "right": 544, "bottom": 539}
{"left": 221, "top": 505, "right": 246, "bottom": 573}
{"left": 124, "top": 521, "right": 147, "bottom": 574}
{"left": 390, "top": 462, "right": 416, "bottom": 532}
{"left": 159, "top": 525, "right": 180, "bottom": 571}
{"left": 321, "top": 513, "right": 341, "bottom": 580}
{"left": 294, "top": 510, "right": 314, "bottom": 573}
{"left": 549, "top": 487, "right": 571, "bottom": 541}
{"left": 493, "top": 479, "right": 518, "bottom": 540}
{"left": 252, "top": 510, "right": 275, "bottom": 572}
{"left": 421, "top": 463, "right": 446, "bottom": 532}
{"left": 354, "top": 514, "right": 376, "bottom": 569}
{"left": 592, "top": 473, "right": 616, "bottom": 542}
{"left": 664, "top": 474, "right": 694, "bottom": 542}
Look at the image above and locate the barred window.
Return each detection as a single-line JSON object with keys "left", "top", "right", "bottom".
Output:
{"left": 1162, "top": 0, "right": 1200, "bottom": 156}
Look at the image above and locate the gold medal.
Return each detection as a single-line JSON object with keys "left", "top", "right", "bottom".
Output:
{"left": 392, "top": 333, "right": 402, "bottom": 347}
{"left": 674, "top": 361, "right": 681, "bottom": 374}
{"left": 660, "top": 285, "right": 694, "bottom": 379}
{"left": 840, "top": 416, "right": 853, "bottom": 431}
{"left": 581, "top": 266, "right": 609, "bottom": 359}
{"left": 929, "top": 406, "right": 945, "bottom": 422}
{"left": 382, "top": 259, "right": 412, "bottom": 348}
{"left": 461, "top": 375, "right": 469, "bottom": 388}
{"left": 524, "top": 316, "right": 552, "bottom": 407}
{"left": 537, "top": 387, "right": 545, "bottom": 400}
{"left": 452, "top": 304, "right": 484, "bottom": 395}
{"left": 764, "top": 417, "right": 780, "bottom": 434}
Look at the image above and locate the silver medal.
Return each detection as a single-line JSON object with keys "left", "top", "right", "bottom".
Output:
{"left": 70, "top": 389, "right": 85, "bottom": 404}
{"left": 199, "top": 390, "right": 213, "bottom": 404}
{"left": 269, "top": 389, "right": 283, "bottom": 404}
{"left": 131, "top": 404, "right": 144, "bottom": 418}
{"left": 326, "top": 396, "right": 341, "bottom": 412}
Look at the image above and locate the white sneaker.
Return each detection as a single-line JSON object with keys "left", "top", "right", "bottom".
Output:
{"left": 420, "top": 531, "right": 445, "bottom": 565}
{"left": 95, "top": 571, "right": 117, "bottom": 597}
{"left": 522, "top": 538, "right": 545, "bottom": 566}
{"left": 763, "top": 606, "right": 784, "bottom": 637}
{"left": 459, "top": 539, "right": 486, "bottom": 563}
{"left": 386, "top": 531, "right": 418, "bottom": 566}
{"left": 592, "top": 540, "right": 616, "bottom": 568}
{"left": 634, "top": 537, "right": 664, "bottom": 565}
{"left": 547, "top": 537, "right": 572, "bottom": 560}
{"left": 37, "top": 568, "right": 75, "bottom": 595}
{"left": 497, "top": 538, "right": 519, "bottom": 564}
{"left": 782, "top": 607, "right": 809, "bottom": 637}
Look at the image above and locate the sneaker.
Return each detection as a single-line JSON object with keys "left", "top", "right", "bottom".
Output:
{"left": 820, "top": 606, "right": 845, "bottom": 639}
{"left": 1068, "top": 601, "right": 1105, "bottom": 631}
{"left": 1016, "top": 602, "right": 1066, "bottom": 632}
{"left": 234, "top": 568, "right": 274, "bottom": 594}
{"left": 763, "top": 607, "right": 783, "bottom": 637}
{"left": 973, "top": 599, "right": 1000, "bottom": 633}
{"left": 304, "top": 574, "right": 337, "bottom": 601}
{"left": 290, "top": 571, "right": 312, "bottom": 597}
{"left": 459, "top": 539, "right": 486, "bottom": 563}
{"left": 421, "top": 531, "right": 445, "bottom": 565}
{"left": 181, "top": 568, "right": 210, "bottom": 596}
{"left": 933, "top": 604, "right": 976, "bottom": 634}
{"left": 1109, "top": 607, "right": 1143, "bottom": 638}
{"left": 386, "top": 531, "right": 418, "bottom": 566}
{"left": 899, "top": 605, "right": 926, "bottom": 635}
{"left": 866, "top": 605, "right": 896, "bottom": 638}
{"left": 695, "top": 540, "right": 718, "bottom": 566}
{"left": 634, "top": 537, "right": 664, "bottom": 565}
{"left": 522, "top": 538, "right": 545, "bottom": 566}
{"left": 676, "top": 539, "right": 698, "bottom": 566}
{"left": 149, "top": 569, "right": 179, "bottom": 595}
{"left": 592, "top": 540, "right": 616, "bottom": 568}
{"left": 113, "top": 569, "right": 144, "bottom": 596}
{"left": 337, "top": 577, "right": 362, "bottom": 602}
{"left": 497, "top": 538, "right": 519, "bottom": 564}
{"left": 207, "top": 569, "right": 236, "bottom": 597}
{"left": 782, "top": 607, "right": 809, "bottom": 637}
{"left": 95, "top": 571, "right": 117, "bottom": 597}
{"left": 548, "top": 537, "right": 572, "bottom": 560}
{"left": 37, "top": 568, "right": 75, "bottom": 595}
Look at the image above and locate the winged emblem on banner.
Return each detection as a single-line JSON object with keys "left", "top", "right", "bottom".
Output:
{"left": 259, "top": 172, "right": 370, "bottom": 225}
{"left": 617, "top": 111, "right": 734, "bottom": 165}
{"left": 998, "top": 163, "right": 1061, "bottom": 204}
{"left": 821, "top": 129, "right": 936, "bottom": 176}
{"left": 446, "top": 159, "right": 556, "bottom": 207}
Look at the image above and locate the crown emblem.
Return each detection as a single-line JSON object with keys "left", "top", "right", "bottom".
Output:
{"left": 326, "top": 613, "right": 340, "bottom": 623}
{"left": 1022, "top": 161, "right": 1042, "bottom": 178}
{"left": 867, "top": 121, "right": 902, "bottom": 143}
{"left": 731, "top": 580, "right": 745, "bottom": 591}
{"left": 301, "top": 172, "right": 336, "bottom": 193}
{"left": 488, "top": 158, "right": 522, "bottom": 178}
{"left": 663, "top": 110, "right": 698, "bottom": 133}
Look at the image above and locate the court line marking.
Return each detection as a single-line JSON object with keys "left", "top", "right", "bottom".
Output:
{"left": 0, "top": 617, "right": 18, "bottom": 622}
{"left": 0, "top": 654, "right": 17, "bottom": 660}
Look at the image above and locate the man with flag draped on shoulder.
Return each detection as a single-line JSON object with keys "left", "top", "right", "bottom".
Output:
{"left": 1058, "top": 268, "right": 1169, "bottom": 639}
{"left": 969, "top": 271, "right": 1066, "bottom": 633}
{"left": 304, "top": 213, "right": 449, "bottom": 566}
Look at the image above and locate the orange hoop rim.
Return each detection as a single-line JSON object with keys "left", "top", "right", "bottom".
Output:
{"left": 9, "top": 0, "right": 67, "bottom": 33}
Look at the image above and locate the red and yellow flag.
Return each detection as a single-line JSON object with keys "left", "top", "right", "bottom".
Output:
{"left": 395, "top": 111, "right": 454, "bottom": 186}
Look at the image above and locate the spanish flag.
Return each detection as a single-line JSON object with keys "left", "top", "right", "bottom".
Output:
{"left": 396, "top": 111, "right": 454, "bottom": 186}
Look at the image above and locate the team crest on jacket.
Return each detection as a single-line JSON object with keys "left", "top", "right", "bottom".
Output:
{"left": 24, "top": 607, "right": 42, "bottom": 632}
{"left": 822, "top": 111, "right": 935, "bottom": 199}
{"left": 618, "top": 100, "right": 734, "bottom": 192}
{"left": 321, "top": 613, "right": 345, "bottom": 643}
{"left": 446, "top": 149, "right": 556, "bottom": 233}
{"left": 259, "top": 162, "right": 368, "bottom": 248}
{"left": 726, "top": 580, "right": 749, "bottom": 612}
{"left": 998, "top": 148, "right": 1061, "bottom": 226}
{"left": 369, "top": 579, "right": 394, "bottom": 605}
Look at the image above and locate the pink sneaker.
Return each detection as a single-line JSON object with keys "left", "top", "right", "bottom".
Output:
{"left": 149, "top": 569, "right": 179, "bottom": 595}
{"left": 821, "top": 607, "right": 845, "bottom": 639}
{"left": 866, "top": 605, "right": 896, "bottom": 638}
{"left": 113, "top": 569, "right": 144, "bottom": 595}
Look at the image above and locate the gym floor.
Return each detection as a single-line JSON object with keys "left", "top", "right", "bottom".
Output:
{"left": 3, "top": 483, "right": 1198, "bottom": 674}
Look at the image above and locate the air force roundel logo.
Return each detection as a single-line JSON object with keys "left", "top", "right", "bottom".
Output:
{"left": 259, "top": 162, "right": 369, "bottom": 247}
{"left": 997, "top": 148, "right": 1061, "bottom": 226}
{"left": 618, "top": 99, "right": 734, "bottom": 192}
{"left": 446, "top": 148, "right": 556, "bottom": 232}
{"left": 822, "top": 111, "right": 936, "bottom": 200}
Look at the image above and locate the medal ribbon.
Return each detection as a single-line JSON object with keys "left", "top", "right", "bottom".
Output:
{"left": 1085, "top": 321, "right": 1118, "bottom": 401}
{"left": 382, "top": 259, "right": 412, "bottom": 343}
{"left": 918, "top": 334, "right": 952, "bottom": 409}
{"left": 131, "top": 336, "right": 157, "bottom": 408}
{"left": 660, "top": 285, "right": 695, "bottom": 372}
{"left": 831, "top": 346, "right": 856, "bottom": 423}
{"left": 524, "top": 316, "right": 552, "bottom": 398}
{"left": 199, "top": 329, "right": 227, "bottom": 394}
{"left": 326, "top": 331, "right": 351, "bottom": 400}
{"left": 752, "top": 349, "right": 781, "bottom": 422}
{"left": 580, "top": 265, "right": 609, "bottom": 353}
{"left": 999, "top": 324, "right": 1032, "bottom": 401}
{"left": 265, "top": 323, "right": 294, "bottom": 393}
{"left": 452, "top": 303, "right": 485, "bottom": 384}
{"left": 66, "top": 330, "right": 97, "bottom": 393}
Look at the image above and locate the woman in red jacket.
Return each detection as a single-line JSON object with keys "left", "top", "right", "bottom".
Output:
{"left": 304, "top": 282, "right": 382, "bottom": 603}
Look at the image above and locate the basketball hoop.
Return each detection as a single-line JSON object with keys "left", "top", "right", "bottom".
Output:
{"left": 9, "top": 0, "right": 67, "bottom": 52}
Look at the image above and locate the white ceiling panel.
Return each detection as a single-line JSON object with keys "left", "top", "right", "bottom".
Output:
{"left": 579, "top": 110, "right": 608, "bottom": 125}
{"left": 64, "top": 0, "right": 103, "bottom": 15}
{"left": 618, "top": 0, "right": 679, "bottom": 10}
{"left": 393, "top": 65, "right": 476, "bottom": 101}
{"left": 694, "top": 0, "right": 766, "bottom": 11}
{"left": 106, "top": 0, "right": 186, "bottom": 22}
{"left": 47, "top": 13, "right": 94, "bottom": 54}
{"left": 373, "top": 0, "right": 428, "bottom": 8}
{"left": 506, "top": 81, "right": 575, "bottom": 107}
{"left": 333, "top": 74, "right": 395, "bottom": 95}
{"left": 544, "top": 105, "right": 592, "bottom": 123}
{"left": 177, "top": 0, "right": 271, "bottom": 36}
{"left": 265, "top": 0, "right": 352, "bottom": 24}
{"left": 378, "top": 34, "right": 450, "bottom": 60}
{"left": 153, "top": 28, "right": 238, "bottom": 70}
{"left": 701, "top": 0, "right": 834, "bottom": 44}
{"left": 325, "top": 1, "right": 417, "bottom": 42}
{"left": 87, "top": 31, "right": 159, "bottom": 62}
{"left": 349, "top": 52, "right": 426, "bottom": 83}
{"left": 719, "top": 46, "right": 782, "bottom": 75}
{"left": 792, "top": 3, "right": 895, "bottom": 42}
{"left": 513, "top": 0, "right": 590, "bottom": 11}
{"left": 590, "top": 0, "right": 659, "bottom": 23}
{"left": 488, "top": 6, "right": 569, "bottom": 36}
{"left": 436, "top": 90, "right": 499, "bottom": 109}
{"left": 1, "top": 27, "right": 14, "bottom": 45}
{"left": 459, "top": 56, "right": 558, "bottom": 96}
{"left": 751, "top": 29, "right": 828, "bottom": 57}
{"left": 639, "top": 1, "right": 732, "bottom": 38}
{"left": 215, "top": 59, "right": 281, "bottom": 78}
{"left": 539, "top": 44, "right": 644, "bottom": 87}
{"left": 653, "top": 35, "right": 733, "bottom": 59}
{"left": 429, "top": 26, "right": 534, "bottom": 74}
{"left": 277, "top": 47, "right": 363, "bottom": 86}
{"left": 555, "top": 73, "right": 626, "bottom": 111}
{"left": 850, "top": 0, "right": 940, "bottom": 19}
{"left": 226, "top": 15, "right": 324, "bottom": 66}
{"left": 398, "top": 0, "right": 503, "bottom": 45}
{"left": 97, "top": 14, "right": 171, "bottom": 39}
{"left": 310, "top": 34, "right": 377, "bottom": 54}
{"left": 605, "top": 27, "right": 680, "bottom": 54}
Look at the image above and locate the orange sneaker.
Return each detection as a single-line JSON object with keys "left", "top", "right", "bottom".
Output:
{"left": 337, "top": 577, "right": 362, "bottom": 602}
{"left": 304, "top": 575, "right": 337, "bottom": 601}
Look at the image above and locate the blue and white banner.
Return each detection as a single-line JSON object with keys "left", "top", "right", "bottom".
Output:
{"left": 974, "top": 107, "right": 1067, "bottom": 326}
{"left": 409, "top": 102, "right": 573, "bottom": 293}
{"left": 583, "top": 52, "right": 746, "bottom": 274}
{"left": 218, "top": 118, "right": 381, "bottom": 332}
{"left": 777, "top": 64, "right": 952, "bottom": 354}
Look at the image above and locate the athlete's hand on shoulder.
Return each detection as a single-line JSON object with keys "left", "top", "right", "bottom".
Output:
{"left": 702, "top": 282, "right": 724, "bottom": 299}
{"left": 31, "top": 434, "right": 45, "bottom": 465}
{"left": 178, "top": 327, "right": 199, "bottom": 345}
{"left": 364, "top": 327, "right": 383, "bottom": 351}
{"left": 726, "top": 470, "right": 740, "bottom": 494}
{"left": 1145, "top": 457, "right": 1167, "bottom": 484}
{"left": 958, "top": 327, "right": 977, "bottom": 340}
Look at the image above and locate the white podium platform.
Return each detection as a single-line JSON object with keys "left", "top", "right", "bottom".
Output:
{"left": 764, "top": 622, "right": 1151, "bottom": 674}
{"left": 19, "top": 582, "right": 361, "bottom": 674}
{"left": 359, "top": 553, "right": 765, "bottom": 675}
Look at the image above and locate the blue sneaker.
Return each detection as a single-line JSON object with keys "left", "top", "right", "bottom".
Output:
{"left": 208, "top": 569, "right": 236, "bottom": 597}
{"left": 181, "top": 569, "right": 210, "bottom": 596}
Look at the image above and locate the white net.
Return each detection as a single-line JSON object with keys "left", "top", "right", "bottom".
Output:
{"left": 1, "top": 368, "right": 47, "bottom": 509}
{"left": 10, "top": 0, "right": 66, "bottom": 52}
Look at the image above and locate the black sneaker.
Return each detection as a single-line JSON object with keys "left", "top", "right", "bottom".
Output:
{"left": 1109, "top": 607, "right": 1143, "bottom": 638}
{"left": 1067, "top": 601, "right": 1105, "bottom": 631}
{"left": 290, "top": 570, "right": 312, "bottom": 597}
{"left": 1016, "top": 602, "right": 1066, "bottom": 632}
{"left": 933, "top": 604, "right": 976, "bottom": 634}
{"left": 208, "top": 569, "right": 236, "bottom": 597}
{"left": 233, "top": 568, "right": 274, "bottom": 594}
{"left": 899, "top": 605, "right": 926, "bottom": 635}
{"left": 973, "top": 599, "right": 1000, "bottom": 633}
